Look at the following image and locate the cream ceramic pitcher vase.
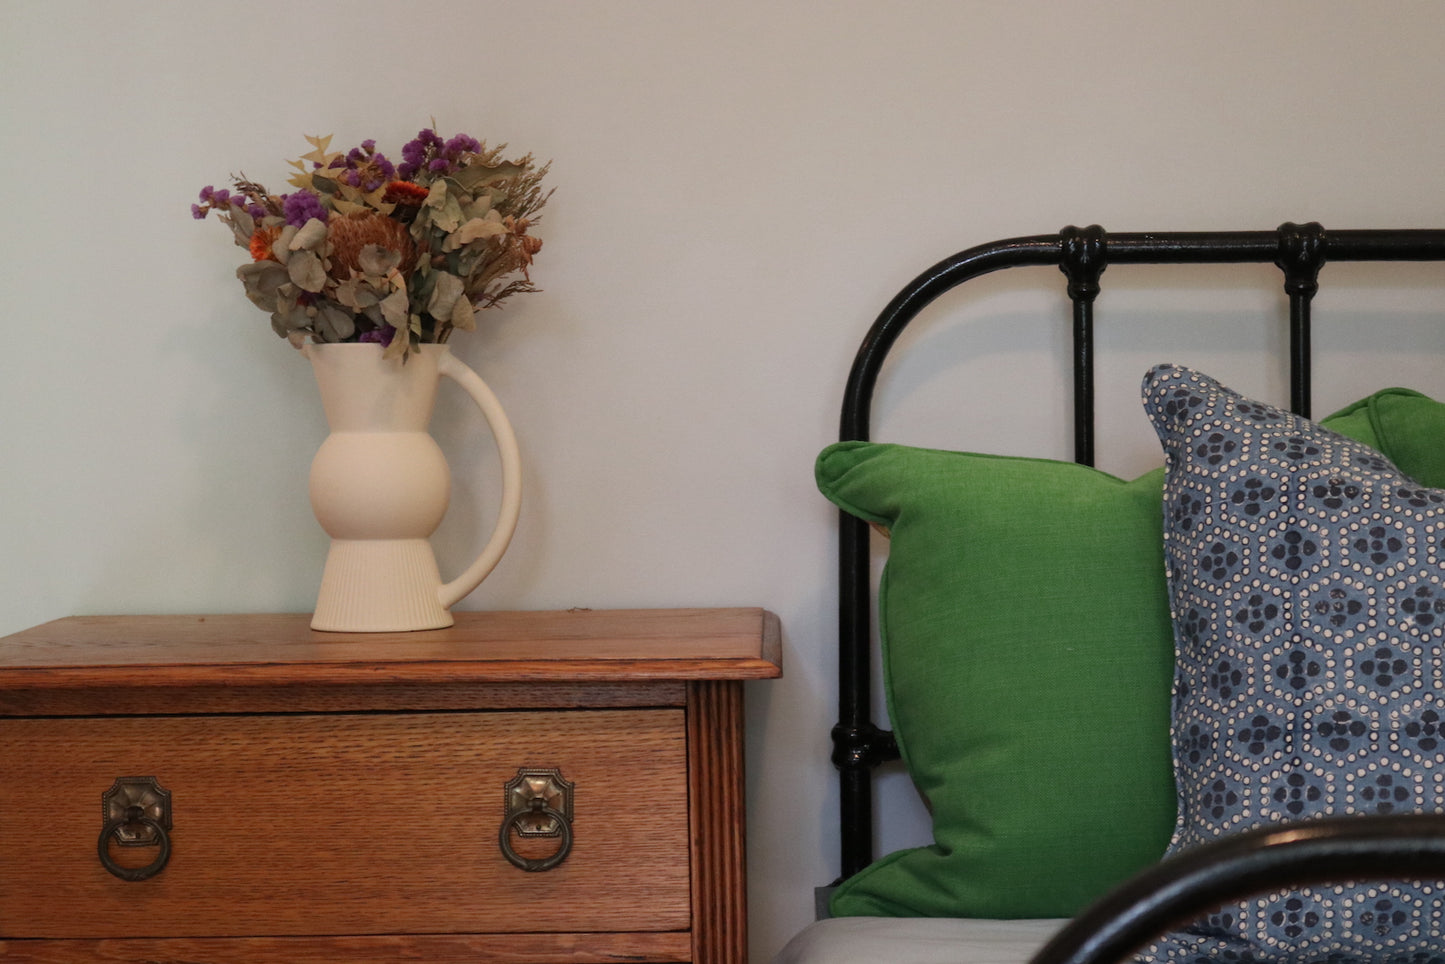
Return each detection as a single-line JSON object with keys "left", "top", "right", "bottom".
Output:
{"left": 303, "top": 342, "right": 521, "bottom": 632}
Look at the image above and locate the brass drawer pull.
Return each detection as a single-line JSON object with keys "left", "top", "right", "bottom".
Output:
{"left": 500, "top": 767, "right": 573, "bottom": 872}
{"left": 98, "top": 776, "right": 172, "bottom": 882}
{"left": 99, "top": 812, "right": 171, "bottom": 881}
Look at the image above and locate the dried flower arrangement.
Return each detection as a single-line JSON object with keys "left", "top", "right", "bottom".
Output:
{"left": 194, "top": 127, "right": 551, "bottom": 360}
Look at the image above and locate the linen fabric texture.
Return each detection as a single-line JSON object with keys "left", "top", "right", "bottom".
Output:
{"left": 1137, "top": 365, "right": 1445, "bottom": 963}
{"left": 815, "top": 384, "right": 1445, "bottom": 922}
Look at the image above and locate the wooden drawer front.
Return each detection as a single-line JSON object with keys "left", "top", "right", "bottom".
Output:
{"left": 0, "top": 709, "right": 690, "bottom": 939}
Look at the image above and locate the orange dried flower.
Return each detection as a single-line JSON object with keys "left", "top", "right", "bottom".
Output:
{"left": 248, "top": 224, "right": 282, "bottom": 262}
{"left": 383, "top": 180, "right": 431, "bottom": 206}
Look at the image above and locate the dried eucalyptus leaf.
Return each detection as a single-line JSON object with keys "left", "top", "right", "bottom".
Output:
{"left": 422, "top": 179, "right": 447, "bottom": 209}
{"left": 287, "top": 250, "right": 327, "bottom": 293}
{"left": 424, "top": 179, "right": 464, "bottom": 233}
{"left": 410, "top": 267, "right": 436, "bottom": 307}
{"left": 269, "top": 299, "right": 312, "bottom": 339}
{"left": 383, "top": 327, "right": 410, "bottom": 361}
{"left": 228, "top": 208, "right": 256, "bottom": 247}
{"left": 358, "top": 244, "right": 402, "bottom": 276}
{"left": 379, "top": 287, "right": 409, "bottom": 329}
{"left": 236, "top": 261, "right": 288, "bottom": 311}
{"left": 462, "top": 198, "right": 495, "bottom": 222}
{"left": 452, "top": 161, "right": 526, "bottom": 194}
{"left": 310, "top": 173, "right": 340, "bottom": 196}
{"left": 273, "top": 224, "right": 298, "bottom": 264}
{"left": 289, "top": 217, "right": 328, "bottom": 251}
{"left": 428, "top": 270, "right": 465, "bottom": 319}
{"left": 451, "top": 295, "right": 476, "bottom": 332}
{"left": 446, "top": 216, "right": 506, "bottom": 252}
{"left": 314, "top": 304, "right": 356, "bottom": 342}
{"left": 274, "top": 284, "right": 300, "bottom": 314}
{"left": 334, "top": 278, "right": 380, "bottom": 310}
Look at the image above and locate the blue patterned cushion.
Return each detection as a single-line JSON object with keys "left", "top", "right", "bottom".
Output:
{"left": 1139, "top": 365, "right": 1445, "bottom": 963}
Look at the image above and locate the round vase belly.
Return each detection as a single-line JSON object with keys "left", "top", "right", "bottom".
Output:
{"left": 303, "top": 342, "right": 521, "bottom": 632}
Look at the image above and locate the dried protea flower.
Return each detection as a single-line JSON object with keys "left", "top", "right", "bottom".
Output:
{"left": 327, "top": 210, "right": 416, "bottom": 279}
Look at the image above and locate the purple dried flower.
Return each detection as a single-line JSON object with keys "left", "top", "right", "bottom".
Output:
{"left": 358, "top": 325, "right": 395, "bottom": 346}
{"left": 282, "top": 190, "right": 328, "bottom": 228}
{"left": 397, "top": 128, "right": 453, "bottom": 180}
{"left": 199, "top": 185, "right": 215, "bottom": 201}
{"left": 327, "top": 140, "right": 401, "bottom": 192}
{"left": 191, "top": 203, "right": 206, "bottom": 219}
{"left": 445, "top": 133, "right": 480, "bottom": 155}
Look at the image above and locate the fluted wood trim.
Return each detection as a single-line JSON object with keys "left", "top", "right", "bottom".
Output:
{"left": 687, "top": 680, "right": 748, "bottom": 964}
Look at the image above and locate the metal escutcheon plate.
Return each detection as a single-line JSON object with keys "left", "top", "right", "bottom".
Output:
{"left": 504, "top": 767, "right": 573, "bottom": 837}
{"left": 500, "top": 767, "right": 575, "bottom": 872}
{"left": 101, "top": 776, "right": 172, "bottom": 846}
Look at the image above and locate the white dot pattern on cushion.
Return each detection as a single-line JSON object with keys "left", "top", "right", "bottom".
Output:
{"left": 1137, "top": 364, "right": 1445, "bottom": 963}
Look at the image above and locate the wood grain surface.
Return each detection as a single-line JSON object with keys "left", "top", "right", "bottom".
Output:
{"left": 0, "top": 709, "right": 689, "bottom": 938}
{"left": 0, "top": 609, "right": 782, "bottom": 678}
{"left": 0, "top": 608, "right": 782, "bottom": 961}
{"left": 0, "top": 931, "right": 692, "bottom": 963}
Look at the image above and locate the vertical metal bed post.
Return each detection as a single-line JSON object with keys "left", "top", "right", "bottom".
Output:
{"left": 831, "top": 234, "right": 1063, "bottom": 880}
{"left": 1275, "top": 221, "right": 1327, "bottom": 418}
{"left": 1061, "top": 225, "right": 1108, "bottom": 467}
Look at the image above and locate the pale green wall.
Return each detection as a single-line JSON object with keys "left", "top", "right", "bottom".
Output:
{"left": 4, "top": 2, "right": 1445, "bottom": 957}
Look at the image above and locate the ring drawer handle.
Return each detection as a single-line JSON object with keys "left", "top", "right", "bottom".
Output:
{"left": 499, "top": 799, "right": 573, "bottom": 872}
{"left": 99, "top": 776, "right": 172, "bottom": 882}
{"left": 500, "top": 767, "right": 574, "bottom": 872}
{"left": 98, "top": 809, "right": 172, "bottom": 881}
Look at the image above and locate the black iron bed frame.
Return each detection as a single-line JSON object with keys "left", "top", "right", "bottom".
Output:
{"left": 827, "top": 223, "right": 1445, "bottom": 961}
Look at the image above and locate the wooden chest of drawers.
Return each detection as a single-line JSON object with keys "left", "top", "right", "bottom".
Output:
{"left": 0, "top": 608, "right": 781, "bottom": 963}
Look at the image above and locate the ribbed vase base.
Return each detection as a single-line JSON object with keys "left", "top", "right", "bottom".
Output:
{"left": 311, "top": 538, "right": 453, "bottom": 632}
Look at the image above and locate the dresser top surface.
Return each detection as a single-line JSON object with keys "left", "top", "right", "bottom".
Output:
{"left": 0, "top": 608, "right": 782, "bottom": 689}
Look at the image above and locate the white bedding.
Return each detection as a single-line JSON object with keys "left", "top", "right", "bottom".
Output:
{"left": 772, "top": 916, "right": 1068, "bottom": 964}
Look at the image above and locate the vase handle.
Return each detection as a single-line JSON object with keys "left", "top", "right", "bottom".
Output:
{"left": 435, "top": 353, "right": 522, "bottom": 610}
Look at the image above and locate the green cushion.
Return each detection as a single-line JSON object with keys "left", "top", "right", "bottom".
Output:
{"left": 816, "top": 386, "right": 1445, "bottom": 920}
{"left": 1319, "top": 387, "right": 1445, "bottom": 488}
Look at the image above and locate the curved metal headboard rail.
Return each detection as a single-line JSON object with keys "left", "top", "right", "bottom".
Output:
{"left": 1030, "top": 814, "right": 1445, "bottom": 964}
{"left": 833, "top": 224, "right": 1445, "bottom": 880}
